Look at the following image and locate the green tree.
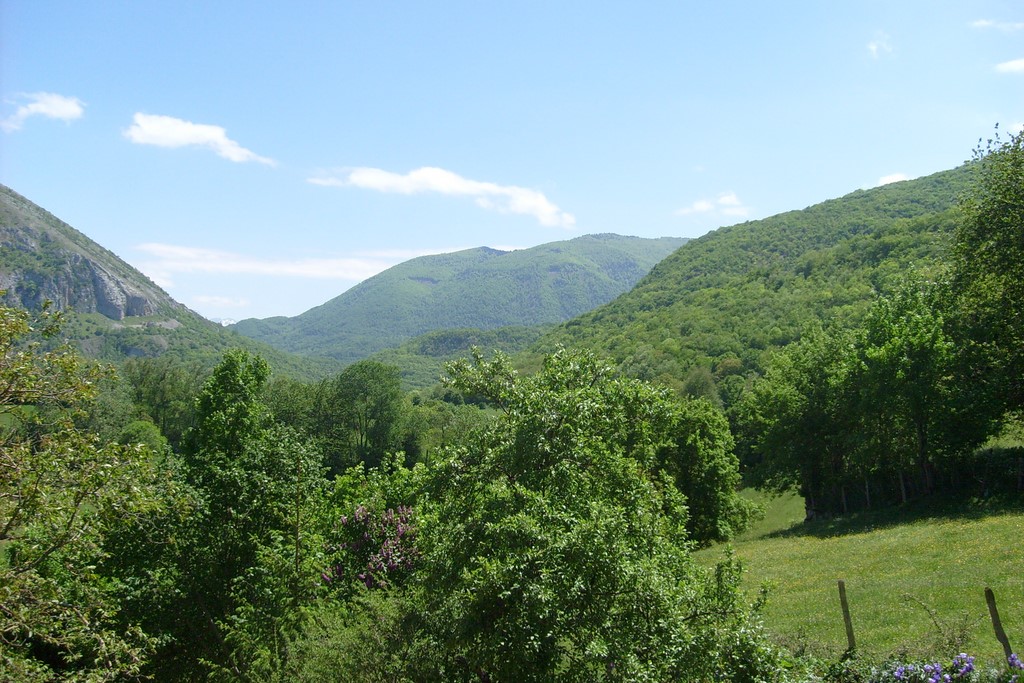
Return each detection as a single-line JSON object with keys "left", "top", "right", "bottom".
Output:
{"left": 122, "top": 356, "right": 203, "bottom": 451}
{"left": 405, "top": 348, "right": 773, "bottom": 681}
{"left": 856, "top": 277, "right": 957, "bottom": 496}
{"left": 313, "top": 360, "right": 406, "bottom": 473}
{"left": 737, "top": 327, "right": 859, "bottom": 516}
{"left": 109, "top": 350, "right": 328, "bottom": 681}
{"left": 658, "top": 397, "right": 758, "bottom": 546}
{"left": 951, "top": 127, "right": 1024, "bottom": 416}
{"left": 0, "top": 304, "right": 165, "bottom": 681}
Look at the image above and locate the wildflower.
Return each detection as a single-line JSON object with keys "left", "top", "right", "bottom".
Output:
{"left": 952, "top": 653, "right": 974, "bottom": 678}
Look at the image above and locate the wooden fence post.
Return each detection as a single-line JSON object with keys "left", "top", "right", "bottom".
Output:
{"left": 986, "top": 587, "right": 1014, "bottom": 659}
{"left": 838, "top": 580, "right": 855, "bottom": 652}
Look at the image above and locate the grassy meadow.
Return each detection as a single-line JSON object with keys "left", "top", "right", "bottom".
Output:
{"left": 698, "top": 490, "right": 1024, "bottom": 669}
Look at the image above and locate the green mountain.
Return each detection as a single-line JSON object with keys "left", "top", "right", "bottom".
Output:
{"left": 523, "top": 166, "right": 973, "bottom": 394}
{"left": 231, "top": 234, "right": 688, "bottom": 364}
{"left": 0, "top": 184, "right": 340, "bottom": 380}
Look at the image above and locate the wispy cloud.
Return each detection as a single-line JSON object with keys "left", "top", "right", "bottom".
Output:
{"left": 867, "top": 31, "right": 893, "bottom": 59}
{"left": 971, "top": 19, "right": 1024, "bottom": 31}
{"left": 134, "top": 243, "right": 457, "bottom": 288}
{"left": 675, "top": 191, "right": 751, "bottom": 219}
{"left": 194, "top": 294, "right": 250, "bottom": 308}
{"left": 876, "top": 173, "right": 910, "bottom": 186}
{"left": 1, "top": 92, "right": 84, "bottom": 132}
{"left": 123, "top": 113, "right": 275, "bottom": 165}
{"left": 309, "top": 166, "right": 576, "bottom": 228}
{"left": 995, "top": 58, "right": 1024, "bottom": 73}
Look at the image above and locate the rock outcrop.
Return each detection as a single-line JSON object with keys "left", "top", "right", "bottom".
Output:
{"left": 0, "top": 184, "right": 179, "bottom": 321}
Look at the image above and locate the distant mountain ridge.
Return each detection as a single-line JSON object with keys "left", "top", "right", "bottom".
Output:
{"left": 231, "top": 233, "right": 689, "bottom": 364}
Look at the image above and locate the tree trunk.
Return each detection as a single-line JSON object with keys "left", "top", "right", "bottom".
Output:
{"left": 917, "top": 418, "right": 933, "bottom": 494}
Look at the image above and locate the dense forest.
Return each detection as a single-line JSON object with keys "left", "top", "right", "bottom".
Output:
{"left": 2, "top": 130, "right": 1024, "bottom": 681}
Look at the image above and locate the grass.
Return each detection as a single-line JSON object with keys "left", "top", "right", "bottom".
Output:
{"left": 697, "top": 490, "right": 1024, "bottom": 669}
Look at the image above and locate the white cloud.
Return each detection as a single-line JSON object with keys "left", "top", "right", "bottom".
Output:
{"left": 194, "top": 294, "right": 250, "bottom": 308}
{"left": 971, "top": 19, "right": 1024, "bottom": 31}
{"left": 867, "top": 31, "right": 893, "bottom": 59}
{"left": 123, "top": 113, "right": 275, "bottom": 165}
{"left": 1, "top": 92, "right": 84, "bottom": 132}
{"left": 308, "top": 166, "right": 576, "bottom": 228}
{"left": 675, "top": 192, "right": 750, "bottom": 219}
{"left": 134, "top": 242, "right": 458, "bottom": 287}
{"left": 876, "top": 173, "right": 910, "bottom": 186}
{"left": 674, "top": 199, "right": 714, "bottom": 215}
{"left": 995, "top": 58, "right": 1024, "bottom": 73}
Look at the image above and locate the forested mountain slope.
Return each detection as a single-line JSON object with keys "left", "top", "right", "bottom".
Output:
{"left": 370, "top": 325, "right": 554, "bottom": 391}
{"left": 525, "top": 166, "right": 973, "bottom": 391}
{"left": 0, "top": 184, "right": 340, "bottom": 380}
{"left": 231, "top": 233, "right": 687, "bottom": 364}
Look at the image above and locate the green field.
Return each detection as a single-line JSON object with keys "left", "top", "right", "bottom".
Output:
{"left": 697, "top": 491, "right": 1024, "bottom": 669}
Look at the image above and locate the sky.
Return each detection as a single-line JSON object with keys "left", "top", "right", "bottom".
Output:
{"left": 1, "top": 1, "right": 1022, "bottom": 321}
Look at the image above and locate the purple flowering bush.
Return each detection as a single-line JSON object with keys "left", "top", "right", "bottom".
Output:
{"left": 322, "top": 503, "right": 417, "bottom": 590}
{"left": 867, "top": 653, "right": 1024, "bottom": 683}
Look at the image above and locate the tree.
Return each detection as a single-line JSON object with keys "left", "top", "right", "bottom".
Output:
{"left": 737, "top": 327, "right": 859, "bottom": 516}
{"left": 739, "top": 276, "right": 992, "bottom": 514}
{"left": 856, "top": 276, "right": 959, "bottom": 496}
{"left": 108, "top": 350, "right": 328, "bottom": 680}
{"left": 0, "top": 304, "right": 165, "bottom": 680}
{"left": 313, "top": 360, "right": 406, "bottom": 473}
{"left": 121, "top": 356, "right": 203, "bottom": 451}
{"left": 951, "top": 127, "right": 1024, "bottom": 416}
{"left": 404, "top": 348, "right": 773, "bottom": 681}
{"left": 658, "top": 397, "right": 758, "bottom": 546}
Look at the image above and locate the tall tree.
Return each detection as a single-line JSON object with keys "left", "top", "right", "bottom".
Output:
{"left": 313, "top": 360, "right": 405, "bottom": 473}
{"left": 856, "top": 277, "right": 956, "bottom": 495}
{"left": 121, "top": 356, "right": 203, "bottom": 451}
{"left": 110, "top": 350, "right": 327, "bottom": 681}
{"left": 737, "top": 327, "right": 858, "bottom": 516}
{"left": 951, "top": 127, "right": 1024, "bottom": 417}
{"left": 405, "top": 348, "right": 770, "bottom": 681}
{"left": 658, "top": 396, "right": 757, "bottom": 546}
{"left": 0, "top": 304, "right": 165, "bottom": 680}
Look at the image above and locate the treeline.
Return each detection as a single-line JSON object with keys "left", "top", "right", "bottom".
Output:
{"left": 2, "top": 305, "right": 770, "bottom": 679}
{"left": 736, "top": 129, "right": 1024, "bottom": 516}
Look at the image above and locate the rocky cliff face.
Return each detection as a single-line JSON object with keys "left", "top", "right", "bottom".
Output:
{"left": 0, "top": 184, "right": 179, "bottom": 321}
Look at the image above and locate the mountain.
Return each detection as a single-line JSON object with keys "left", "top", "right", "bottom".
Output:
{"left": 231, "top": 233, "right": 688, "bottom": 364}
{"left": 1, "top": 186, "right": 185, "bottom": 321}
{"left": 0, "top": 184, "right": 341, "bottom": 380}
{"left": 521, "top": 166, "right": 974, "bottom": 395}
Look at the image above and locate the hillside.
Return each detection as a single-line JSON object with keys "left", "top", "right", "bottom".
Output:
{"left": 230, "top": 233, "right": 687, "bottom": 365}
{"left": 0, "top": 185, "right": 185, "bottom": 321}
{"left": 524, "top": 166, "right": 974, "bottom": 392}
{"left": 0, "top": 184, "right": 341, "bottom": 380}
{"left": 370, "top": 325, "right": 554, "bottom": 391}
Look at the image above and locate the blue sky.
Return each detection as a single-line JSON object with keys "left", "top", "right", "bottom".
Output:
{"left": 2, "top": 1, "right": 1022, "bottom": 321}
